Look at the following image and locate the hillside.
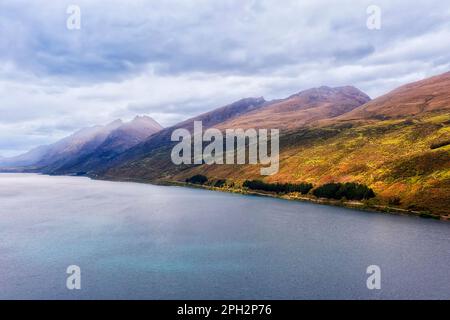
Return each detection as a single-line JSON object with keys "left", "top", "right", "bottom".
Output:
{"left": 102, "top": 86, "right": 369, "bottom": 178}
{"left": 335, "top": 71, "right": 450, "bottom": 121}
{"left": 172, "top": 112, "right": 449, "bottom": 215}
{"left": 102, "top": 86, "right": 370, "bottom": 180}
{"left": 217, "top": 86, "right": 370, "bottom": 130}
{"left": 92, "top": 97, "right": 269, "bottom": 176}
{"left": 103, "top": 73, "right": 450, "bottom": 217}
{"left": 4, "top": 72, "right": 448, "bottom": 216}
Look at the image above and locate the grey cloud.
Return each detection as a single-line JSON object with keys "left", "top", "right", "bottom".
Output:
{"left": 0, "top": 0, "right": 450, "bottom": 156}
{"left": 1, "top": 0, "right": 446, "bottom": 80}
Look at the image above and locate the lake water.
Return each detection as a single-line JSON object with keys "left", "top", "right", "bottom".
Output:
{"left": 0, "top": 173, "right": 449, "bottom": 300}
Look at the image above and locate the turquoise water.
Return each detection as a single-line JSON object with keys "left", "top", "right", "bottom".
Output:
{"left": 0, "top": 173, "right": 449, "bottom": 299}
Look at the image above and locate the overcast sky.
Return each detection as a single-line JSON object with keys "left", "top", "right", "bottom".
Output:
{"left": 1, "top": 0, "right": 449, "bottom": 156}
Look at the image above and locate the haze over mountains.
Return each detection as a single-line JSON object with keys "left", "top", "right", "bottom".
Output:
{"left": 0, "top": 116, "right": 162, "bottom": 173}
{"left": 1, "top": 72, "right": 449, "bottom": 215}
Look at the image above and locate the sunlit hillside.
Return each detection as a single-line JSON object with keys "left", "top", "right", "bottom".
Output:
{"left": 105, "top": 72, "right": 450, "bottom": 217}
{"left": 173, "top": 111, "right": 449, "bottom": 215}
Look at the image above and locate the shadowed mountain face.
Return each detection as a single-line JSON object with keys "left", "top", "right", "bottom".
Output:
{"left": 101, "top": 116, "right": 163, "bottom": 152}
{"left": 0, "top": 145, "right": 50, "bottom": 167}
{"left": 43, "top": 116, "right": 163, "bottom": 175}
{"left": 0, "top": 120, "right": 124, "bottom": 168}
{"left": 1, "top": 116, "right": 162, "bottom": 174}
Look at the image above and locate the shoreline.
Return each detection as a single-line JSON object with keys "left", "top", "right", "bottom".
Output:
{"left": 1, "top": 171, "right": 446, "bottom": 221}
{"left": 97, "top": 174, "right": 448, "bottom": 222}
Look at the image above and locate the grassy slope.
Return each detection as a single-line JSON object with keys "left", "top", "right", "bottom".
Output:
{"left": 168, "top": 111, "right": 450, "bottom": 216}
{"left": 104, "top": 73, "right": 450, "bottom": 217}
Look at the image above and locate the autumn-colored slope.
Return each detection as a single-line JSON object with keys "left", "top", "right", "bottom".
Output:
{"left": 104, "top": 86, "right": 370, "bottom": 179}
{"left": 104, "top": 72, "right": 450, "bottom": 216}
{"left": 217, "top": 86, "right": 370, "bottom": 130}
{"left": 174, "top": 112, "right": 449, "bottom": 215}
{"left": 335, "top": 71, "right": 450, "bottom": 121}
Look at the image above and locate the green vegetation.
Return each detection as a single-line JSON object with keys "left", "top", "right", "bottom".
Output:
{"left": 312, "top": 182, "right": 375, "bottom": 200}
{"left": 186, "top": 174, "right": 208, "bottom": 185}
{"left": 212, "top": 179, "right": 227, "bottom": 187}
{"left": 243, "top": 180, "right": 313, "bottom": 194}
{"left": 110, "top": 109, "right": 450, "bottom": 216}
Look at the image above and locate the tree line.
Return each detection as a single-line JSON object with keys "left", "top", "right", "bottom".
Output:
{"left": 186, "top": 174, "right": 208, "bottom": 185}
{"left": 243, "top": 180, "right": 313, "bottom": 194}
{"left": 312, "top": 182, "right": 375, "bottom": 200}
{"left": 186, "top": 175, "right": 376, "bottom": 201}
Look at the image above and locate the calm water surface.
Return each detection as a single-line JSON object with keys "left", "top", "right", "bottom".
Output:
{"left": 0, "top": 173, "right": 449, "bottom": 299}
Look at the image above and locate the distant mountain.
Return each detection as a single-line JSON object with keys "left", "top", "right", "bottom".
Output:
{"left": 96, "top": 116, "right": 163, "bottom": 153}
{"left": 0, "top": 145, "right": 50, "bottom": 167}
{"left": 38, "top": 120, "right": 125, "bottom": 168}
{"left": 44, "top": 116, "right": 163, "bottom": 174}
{"left": 0, "top": 122, "right": 121, "bottom": 169}
{"left": 1, "top": 116, "right": 162, "bottom": 174}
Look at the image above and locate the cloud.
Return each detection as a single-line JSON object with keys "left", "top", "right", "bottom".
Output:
{"left": 0, "top": 0, "right": 449, "bottom": 155}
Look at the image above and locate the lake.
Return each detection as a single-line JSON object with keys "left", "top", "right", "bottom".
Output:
{"left": 0, "top": 173, "right": 449, "bottom": 299}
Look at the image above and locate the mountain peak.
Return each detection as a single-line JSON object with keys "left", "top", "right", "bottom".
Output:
{"left": 234, "top": 97, "right": 266, "bottom": 104}
{"left": 133, "top": 115, "right": 149, "bottom": 121}
{"left": 109, "top": 119, "right": 124, "bottom": 125}
{"left": 132, "top": 115, "right": 158, "bottom": 123}
{"left": 216, "top": 85, "right": 371, "bottom": 130}
{"left": 290, "top": 85, "right": 370, "bottom": 100}
{"left": 106, "top": 119, "right": 124, "bottom": 128}
{"left": 128, "top": 115, "right": 163, "bottom": 130}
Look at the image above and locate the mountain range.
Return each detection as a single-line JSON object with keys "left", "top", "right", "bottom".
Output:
{"left": 0, "top": 116, "right": 162, "bottom": 174}
{"left": 1, "top": 72, "right": 449, "bottom": 216}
